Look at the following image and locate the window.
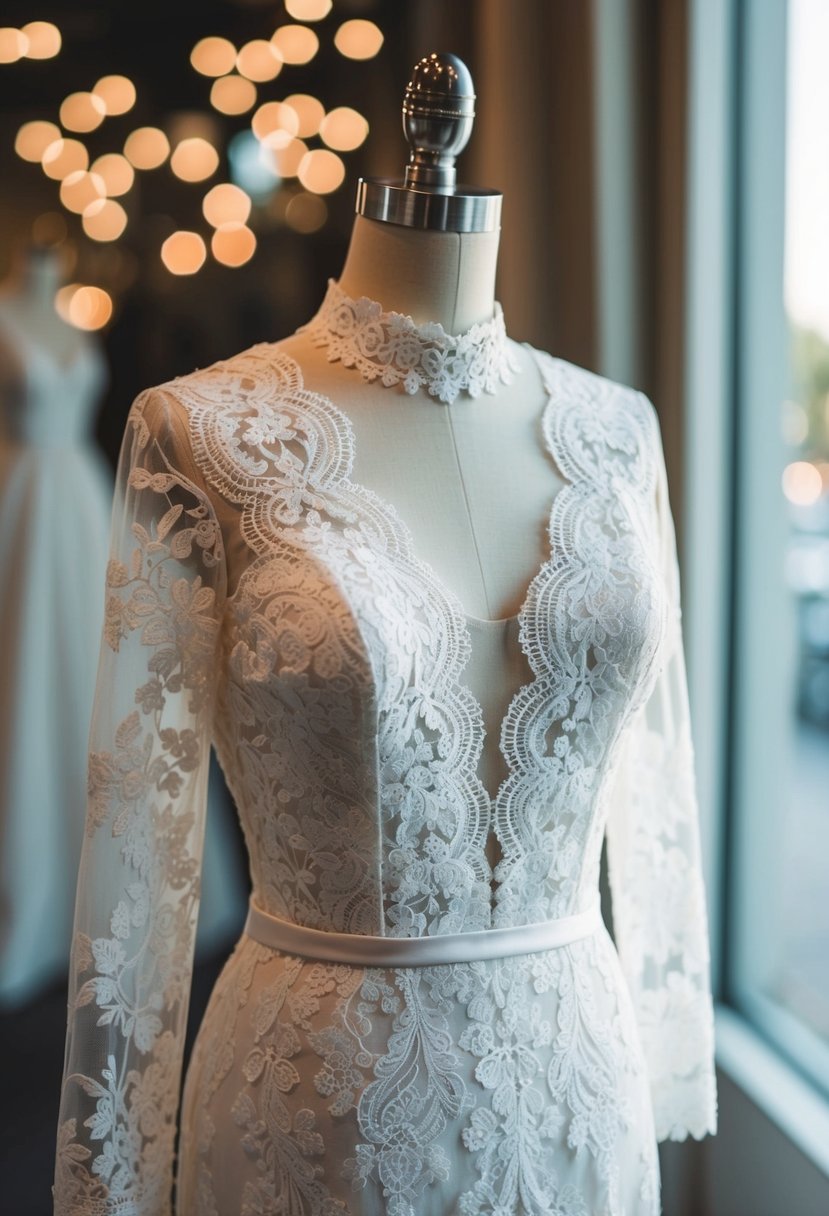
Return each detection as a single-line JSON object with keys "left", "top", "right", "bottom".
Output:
{"left": 730, "top": 0, "right": 829, "bottom": 1097}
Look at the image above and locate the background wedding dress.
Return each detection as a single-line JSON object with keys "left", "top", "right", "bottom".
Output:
{"left": 0, "top": 316, "right": 112, "bottom": 1006}
{"left": 53, "top": 284, "right": 717, "bottom": 1215}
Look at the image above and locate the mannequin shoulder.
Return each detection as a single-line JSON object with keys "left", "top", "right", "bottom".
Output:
{"left": 127, "top": 341, "right": 281, "bottom": 432}
{"left": 525, "top": 343, "right": 658, "bottom": 428}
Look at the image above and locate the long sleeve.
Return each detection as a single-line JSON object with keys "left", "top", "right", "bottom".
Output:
{"left": 53, "top": 387, "right": 226, "bottom": 1213}
{"left": 605, "top": 395, "right": 718, "bottom": 1143}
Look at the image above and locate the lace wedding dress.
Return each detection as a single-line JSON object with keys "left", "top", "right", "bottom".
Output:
{"left": 53, "top": 282, "right": 717, "bottom": 1216}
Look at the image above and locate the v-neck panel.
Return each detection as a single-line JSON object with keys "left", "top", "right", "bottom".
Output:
{"left": 294, "top": 338, "right": 569, "bottom": 631}
{"left": 183, "top": 339, "right": 641, "bottom": 932}
{"left": 276, "top": 342, "right": 574, "bottom": 892}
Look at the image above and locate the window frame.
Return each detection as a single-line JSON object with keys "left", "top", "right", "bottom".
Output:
{"left": 686, "top": 0, "right": 829, "bottom": 1171}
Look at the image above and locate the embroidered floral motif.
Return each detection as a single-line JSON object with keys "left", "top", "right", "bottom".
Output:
{"left": 297, "top": 279, "right": 521, "bottom": 404}
{"left": 54, "top": 314, "right": 716, "bottom": 1216}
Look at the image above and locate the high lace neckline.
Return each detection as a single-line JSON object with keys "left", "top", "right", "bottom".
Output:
{"left": 297, "top": 278, "right": 521, "bottom": 405}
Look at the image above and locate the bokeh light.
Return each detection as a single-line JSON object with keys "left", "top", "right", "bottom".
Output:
{"left": 252, "top": 100, "right": 300, "bottom": 146}
{"left": 190, "top": 36, "right": 236, "bottom": 77}
{"left": 783, "top": 461, "right": 823, "bottom": 506}
{"left": 58, "top": 284, "right": 113, "bottom": 331}
{"left": 60, "top": 92, "right": 106, "bottom": 133}
{"left": 285, "top": 191, "right": 327, "bottom": 233}
{"left": 334, "top": 19, "right": 384, "bottom": 60}
{"left": 271, "top": 25, "right": 319, "bottom": 65}
{"left": 91, "top": 153, "right": 134, "bottom": 197}
{"left": 237, "top": 39, "right": 282, "bottom": 82}
{"left": 124, "top": 127, "right": 170, "bottom": 170}
{"left": 211, "top": 223, "right": 256, "bottom": 267}
{"left": 82, "top": 199, "right": 128, "bottom": 242}
{"left": 59, "top": 170, "right": 105, "bottom": 215}
{"left": 21, "top": 21, "right": 61, "bottom": 59}
{"left": 297, "top": 148, "right": 345, "bottom": 194}
{"left": 285, "top": 0, "right": 332, "bottom": 19}
{"left": 161, "top": 230, "right": 207, "bottom": 275}
{"left": 267, "top": 137, "right": 307, "bottom": 178}
{"left": 228, "top": 129, "right": 279, "bottom": 200}
{"left": 15, "top": 120, "right": 61, "bottom": 163}
{"left": 170, "top": 137, "right": 219, "bottom": 182}
{"left": 202, "top": 183, "right": 252, "bottom": 227}
{"left": 42, "top": 138, "right": 89, "bottom": 180}
{"left": 93, "top": 75, "right": 136, "bottom": 117}
{"left": 0, "top": 28, "right": 28, "bottom": 64}
{"left": 284, "top": 94, "right": 324, "bottom": 138}
{"left": 210, "top": 75, "right": 257, "bottom": 116}
{"left": 319, "top": 106, "right": 368, "bottom": 151}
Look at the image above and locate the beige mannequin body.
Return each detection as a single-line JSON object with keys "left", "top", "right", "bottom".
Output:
{"left": 277, "top": 214, "right": 567, "bottom": 866}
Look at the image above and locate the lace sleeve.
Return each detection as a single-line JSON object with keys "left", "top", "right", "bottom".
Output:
{"left": 604, "top": 394, "right": 718, "bottom": 1143}
{"left": 53, "top": 386, "right": 226, "bottom": 1214}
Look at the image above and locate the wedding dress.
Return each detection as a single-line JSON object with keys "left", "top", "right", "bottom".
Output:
{"left": 53, "top": 281, "right": 717, "bottom": 1216}
{"left": 0, "top": 312, "right": 112, "bottom": 1006}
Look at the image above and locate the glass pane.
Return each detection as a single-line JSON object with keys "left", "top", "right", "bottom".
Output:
{"left": 774, "top": 0, "right": 829, "bottom": 1051}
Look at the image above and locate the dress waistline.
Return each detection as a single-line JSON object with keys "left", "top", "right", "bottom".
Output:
{"left": 243, "top": 897, "right": 604, "bottom": 967}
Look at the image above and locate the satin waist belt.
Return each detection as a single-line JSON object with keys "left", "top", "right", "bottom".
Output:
{"left": 243, "top": 897, "right": 604, "bottom": 967}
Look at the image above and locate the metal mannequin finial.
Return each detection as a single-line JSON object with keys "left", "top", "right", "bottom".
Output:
{"left": 355, "top": 51, "right": 501, "bottom": 233}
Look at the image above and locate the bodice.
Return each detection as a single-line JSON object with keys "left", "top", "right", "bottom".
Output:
{"left": 150, "top": 336, "right": 671, "bottom": 937}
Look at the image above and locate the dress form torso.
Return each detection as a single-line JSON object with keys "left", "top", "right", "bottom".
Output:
{"left": 282, "top": 214, "right": 567, "bottom": 845}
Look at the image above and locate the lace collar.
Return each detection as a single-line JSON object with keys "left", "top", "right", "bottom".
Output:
{"left": 297, "top": 278, "right": 521, "bottom": 405}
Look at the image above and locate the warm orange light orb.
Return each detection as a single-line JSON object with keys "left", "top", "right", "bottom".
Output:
{"left": 0, "top": 28, "right": 28, "bottom": 63}
{"left": 210, "top": 75, "right": 257, "bottom": 115}
{"left": 161, "top": 231, "right": 207, "bottom": 275}
{"left": 252, "top": 101, "right": 299, "bottom": 145}
{"left": 285, "top": 0, "right": 331, "bottom": 20}
{"left": 283, "top": 94, "right": 324, "bottom": 138}
{"left": 319, "top": 107, "right": 368, "bottom": 152}
{"left": 211, "top": 223, "right": 256, "bottom": 267}
{"left": 60, "top": 170, "right": 106, "bottom": 215}
{"left": 42, "top": 138, "right": 89, "bottom": 180}
{"left": 124, "top": 127, "right": 170, "bottom": 170}
{"left": 190, "top": 36, "right": 236, "bottom": 77}
{"left": 90, "top": 153, "right": 134, "bottom": 197}
{"left": 60, "top": 92, "right": 106, "bottom": 133}
{"left": 82, "top": 199, "right": 128, "bottom": 242}
{"left": 202, "top": 183, "right": 252, "bottom": 228}
{"left": 297, "top": 148, "right": 345, "bottom": 194}
{"left": 93, "top": 75, "right": 136, "bottom": 117}
{"left": 170, "top": 137, "right": 219, "bottom": 183}
{"left": 334, "top": 19, "right": 384, "bottom": 60}
{"left": 21, "top": 21, "right": 61, "bottom": 59}
{"left": 268, "top": 137, "right": 308, "bottom": 178}
{"left": 15, "top": 120, "right": 61, "bottom": 163}
{"left": 63, "top": 285, "right": 113, "bottom": 331}
{"left": 271, "top": 25, "right": 318, "bottom": 65}
{"left": 237, "top": 39, "right": 282, "bottom": 82}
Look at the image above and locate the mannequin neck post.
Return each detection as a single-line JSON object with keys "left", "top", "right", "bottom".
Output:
{"left": 337, "top": 214, "right": 500, "bottom": 334}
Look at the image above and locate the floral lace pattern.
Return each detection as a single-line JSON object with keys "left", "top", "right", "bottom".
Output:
{"left": 297, "top": 278, "right": 521, "bottom": 404}
{"left": 54, "top": 308, "right": 717, "bottom": 1215}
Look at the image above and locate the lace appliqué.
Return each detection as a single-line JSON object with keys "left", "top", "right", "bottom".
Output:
{"left": 296, "top": 278, "right": 521, "bottom": 405}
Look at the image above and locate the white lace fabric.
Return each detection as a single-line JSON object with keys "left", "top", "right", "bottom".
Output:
{"left": 53, "top": 297, "right": 717, "bottom": 1216}
{"left": 297, "top": 278, "right": 521, "bottom": 404}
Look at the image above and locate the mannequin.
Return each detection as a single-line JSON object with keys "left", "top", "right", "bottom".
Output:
{"left": 53, "top": 54, "right": 717, "bottom": 1216}
{"left": 283, "top": 63, "right": 567, "bottom": 850}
